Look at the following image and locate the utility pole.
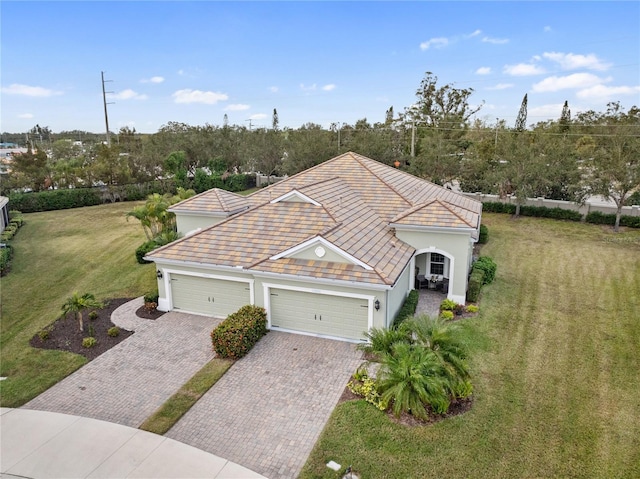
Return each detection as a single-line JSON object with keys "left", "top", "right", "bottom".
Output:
{"left": 245, "top": 119, "right": 253, "bottom": 130}
{"left": 101, "top": 71, "right": 114, "bottom": 146}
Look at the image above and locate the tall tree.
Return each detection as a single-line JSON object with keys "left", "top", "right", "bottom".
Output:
{"left": 577, "top": 102, "right": 640, "bottom": 231}
{"left": 515, "top": 94, "right": 528, "bottom": 132}
{"left": 403, "top": 72, "right": 482, "bottom": 184}
{"left": 559, "top": 100, "right": 571, "bottom": 134}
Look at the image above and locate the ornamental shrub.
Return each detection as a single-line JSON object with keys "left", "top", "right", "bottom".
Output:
{"left": 466, "top": 304, "right": 479, "bottom": 314}
{"left": 135, "top": 241, "right": 158, "bottom": 264}
{"left": 440, "top": 310, "right": 454, "bottom": 321}
{"left": 466, "top": 268, "right": 485, "bottom": 302}
{"left": 211, "top": 305, "right": 267, "bottom": 359}
{"left": 144, "top": 291, "right": 159, "bottom": 303}
{"left": 107, "top": 326, "right": 120, "bottom": 337}
{"left": 347, "top": 374, "right": 388, "bottom": 411}
{"left": 440, "top": 299, "right": 457, "bottom": 312}
{"left": 82, "top": 337, "right": 97, "bottom": 348}
{"left": 473, "top": 256, "right": 497, "bottom": 284}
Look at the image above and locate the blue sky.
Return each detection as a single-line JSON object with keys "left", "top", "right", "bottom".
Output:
{"left": 2, "top": 1, "right": 639, "bottom": 134}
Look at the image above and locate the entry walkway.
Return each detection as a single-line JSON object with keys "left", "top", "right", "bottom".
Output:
{"left": 415, "top": 289, "right": 445, "bottom": 317}
{"left": 1, "top": 408, "right": 265, "bottom": 478}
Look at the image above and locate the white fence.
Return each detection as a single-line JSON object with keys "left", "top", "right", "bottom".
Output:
{"left": 462, "top": 193, "right": 640, "bottom": 218}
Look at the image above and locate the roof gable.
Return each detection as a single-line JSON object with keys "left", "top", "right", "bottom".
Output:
{"left": 391, "top": 198, "right": 479, "bottom": 230}
{"left": 272, "top": 236, "right": 373, "bottom": 270}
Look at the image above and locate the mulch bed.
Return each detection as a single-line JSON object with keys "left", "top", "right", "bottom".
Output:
{"left": 30, "top": 297, "right": 164, "bottom": 362}
{"left": 338, "top": 378, "right": 474, "bottom": 427}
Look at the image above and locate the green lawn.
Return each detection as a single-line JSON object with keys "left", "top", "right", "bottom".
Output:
{"left": 301, "top": 214, "right": 640, "bottom": 479}
{"left": 0, "top": 202, "right": 156, "bottom": 407}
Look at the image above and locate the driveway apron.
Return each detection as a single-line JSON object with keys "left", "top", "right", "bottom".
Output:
{"left": 166, "top": 331, "right": 364, "bottom": 479}
{"left": 24, "top": 311, "right": 220, "bottom": 428}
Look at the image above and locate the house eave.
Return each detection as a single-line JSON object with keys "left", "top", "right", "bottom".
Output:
{"left": 250, "top": 270, "right": 393, "bottom": 291}
{"left": 390, "top": 223, "right": 476, "bottom": 235}
{"left": 146, "top": 256, "right": 393, "bottom": 291}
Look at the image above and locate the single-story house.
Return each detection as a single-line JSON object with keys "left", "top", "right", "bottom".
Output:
{"left": 146, "top": 152, "right": 482, "bottom": 342}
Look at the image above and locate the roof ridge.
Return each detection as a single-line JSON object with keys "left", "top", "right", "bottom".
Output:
{"left": 353, "top": 156, "right": 413, "bottom": 208}
{"left": 390, "top": 198, "right": 439, "bottom": 223}
{"left": 435, "top": 199, "right": 477, "bottom": 228}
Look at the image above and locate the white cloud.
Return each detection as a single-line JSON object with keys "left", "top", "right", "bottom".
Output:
{"left": 300, "top": 83, "right": 317, "bottom": 91}
{"left": 113, "top": 89, "right": 148, "bottom": 100}
{"left": 249, "top": 113, "right": 267, "bottom": 120}
{"left": 269, "top": 86, "right": 279, "bottom": 93}
{"left": 529, "top": 103, "right": 567, "bottom": 119}
{"left": 533, "top": 73, "right": 610, "bottom": 92}
{"left": 177, "top": 70, "right": 185, "bottom": 76}
{"left": 503, "top": 63, "right": 546, "bottom": 76}
{"left": 577, "top": 84, "right": 640, "bottom": 100}
{"left": 482, "top": 36, "right": 509, "bottom": 45}
{"left": 476, "top": 67, "right": 491, "bottom": 75}
{"left": 322, "top": 84, "right": 336, "bottom": 91}
{"left": 420, "top": 37, "right": 449, "bottom": 50}
{"left": 1, "top": 83, "right": 62, "bottom": 97}
{"left": 544, "top": 26, "right": 552, "bottom": 32}
{"left": 225, "top": 104, "right": 250, "bottom": 111}
{"left": 542, "top": 52, "right": 610, "bottom": 71}
{"left": 466, "top": 29, "right": 482, "bottom": 38}
{"left": 18, "top": 113, "right": 34, "bottom": 119}
{"left": 141, "top": 76, "right": 164, "bottom": 84}
{"left": 172, "top": 89, "right": 228, "bottom": 104}
{"left": 487, "top": 83, "right": 514, "bottom": 90}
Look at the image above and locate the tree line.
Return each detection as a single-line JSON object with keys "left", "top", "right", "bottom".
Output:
{"left": 2, "top": 72, "right": 638, "bottom": 228}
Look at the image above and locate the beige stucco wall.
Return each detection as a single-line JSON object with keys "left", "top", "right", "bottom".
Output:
{"left": 175, "top": 214, "right": 225, "bottom": 236}
{"left": 395, "top": 229, "right": 474, "bottom": 304}
{"left": 290, "top": 245, "right": 350, "bottom": 263}
{"left": 153, "top": 262, "right": 389, "bottom": 330}
{"left": 386, "top": 262, "right": 412, "bottom": 328}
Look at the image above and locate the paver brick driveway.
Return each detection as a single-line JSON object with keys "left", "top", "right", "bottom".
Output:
{"left": 24, "top": 311, "right": 220, "bottom": 427}
{"left": 167, "top": 331, "right": 363, "bottom": 479}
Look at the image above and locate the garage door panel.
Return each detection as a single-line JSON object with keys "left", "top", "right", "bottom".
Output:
{"left": 270, "top": 289, "right": 368, "bottom": 341}
{"left": 171, "top": 274, "right": 250, "bottom": 317}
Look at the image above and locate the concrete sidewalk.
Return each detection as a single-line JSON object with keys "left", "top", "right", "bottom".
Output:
{"left": 1, "top": 408, "right": 266, "bottom": 479}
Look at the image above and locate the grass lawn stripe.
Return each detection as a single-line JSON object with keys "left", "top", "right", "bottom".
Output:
{"left": 300, "top": 214, "right": 640, "bottom": 479}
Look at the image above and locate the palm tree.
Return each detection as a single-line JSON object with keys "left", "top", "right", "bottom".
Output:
{"left": 378, "top": 342, "right": 450, "bottom": 418}
{"left": 61, "top": 292, "right": 103, "bottom": 332}
{"left": 406, "top": 315, "right": 471, "bottom": 394}
{"left": 357, "top": 324, "right": 411, "bottom": 357}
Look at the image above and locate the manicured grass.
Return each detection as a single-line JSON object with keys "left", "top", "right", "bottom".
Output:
{"left": 300, "top": 214, "right": 640, "bottom": 479}
{"left": 139, "top": 358, "right": 234, "bottom": 435}
{"left": 0, "top": 202, "right": 156, "bottom": 407}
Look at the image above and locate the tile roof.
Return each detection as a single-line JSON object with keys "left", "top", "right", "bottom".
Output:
{"left": 148, "top": 152, "right": 482, "bottom": 286}
{"left": 169, "top": 188, "right": 248, "bottom": 215}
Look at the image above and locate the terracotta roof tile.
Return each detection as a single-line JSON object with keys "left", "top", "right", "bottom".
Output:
{"left": 148, "top": 152, "right": 481, "bottom": 286}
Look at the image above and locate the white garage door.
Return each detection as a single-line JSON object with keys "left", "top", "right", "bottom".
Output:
{"left": 269, "top": 288, "right": 369, "bottom": 341}
{"left": 171, "top": 274, "right": 251, "bottom": 317}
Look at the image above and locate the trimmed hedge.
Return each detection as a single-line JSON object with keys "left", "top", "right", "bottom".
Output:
{"left": 466, "top": 268, "right": 484, "bottom": 302}
{"left": 0, "top": 245, "right": 13, "bottom": 276}
{"left": 392, "top": 289, "right": 419, "bottom": 329}
{"left": 473, "top": 256, "right": 497, "bottom": 285}
{"left": 482, "top": 201, "right": 583, "bottom": 221}
{"left": 210, "top": 305, "right": 268, "bottom": 359}
{"left": 7, "top": 175, "right": 256, "bottom": 214}
{"left": 585, "top": 211, "right": 640, "bottom": 228}
{"left": 478, "top": 224, "right": 488, "bottom": 244}
{"left": 9, "top": 188, "right": 102, "bottom": 213}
